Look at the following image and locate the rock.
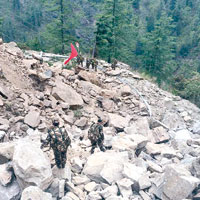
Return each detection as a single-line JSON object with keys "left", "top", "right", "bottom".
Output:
{"left": 87, "top": 191, "right": 102, "bottom": 200}
{"left": 138, "top": 175, "right": 151, "bottom": 190}
{"left": 75, "top": 117, "right": 87, "bottom": 128}
{"left": 191, "top": 157, "right": 200, "bottom": 178}
{"left": 151, "top": 127, "right": 170, "bottom": 143}
{"left": 0, "top": 84, "right": 10, "bottom": 99}
{"left": 161, "top": 146, "right": 177, "bottom": 159}
{"left": 0, "top": 96, "right": 3, "bottom": 106}
{"left": 145, "top": 142, "right": 162, "bottom": 156}
{"left": 71, "top": 157, "right": 84, "bottom": 173}
{"left": 83, "top": 151, "right": 129, "bottom": 183}
{"left": 160, "top": 165, "right": 200, "bottom": 200}
{"left": 78, "top": 71, "right": 102, "bottom": 87}
{"left": 0, "top": 163, "right": 13, "bottom": 186}
{"left": 0, "top": 130, "right": 5, "bottom": 140}
{"left": 4, "top": 42, "right": 23, "bottom": 57}
{"left": 100, "top": 185, "right": 118, "bottom": 199}
{"left": 52, "top": 164, "right": 71, "bottom": 182}
{"left": 13, "top": 139, "right": 53, "bottom": 190}
{"left": 174, "top": 129, "right": 192, "bottom": 140}
{"left": 108, "top": 113, "right": 129, "bottom": 129}
{"left": 102, "top": 99, "right": 115, "bottom": 112}
{"left": 24, "top": 110, "right": 40, "bottom": 128}
{"left": 84, "top": 181, "right": 99, "bottom": 192}
{"left": 120, "top": 85, "right": 132, "bottom": 96}
{"left": 0, "top": 38, "right": 3, "bottom": 45}
{"left": 125, "top": 118, "right": 150, "bottom": 137}
{"left": 21, "top": 186, "right": 53, "bottom": 200}
{"left": 64, "top": 192, "right": 79, "bottom": 200}
{"left": 147, "top": 160, "right": 163, "bottom": 173}
{"left": 100, "top": 161, "right": 124, "bottom": 184}
{"left": 122, "top": 163, "right": 146, "bottom": 182}
{"left": 52, "top": 80, "right": 83, "bottom": 108}
{"left": 106, "top": 196, "right": 123, "bottom": 200}
{"left": 192, "top": 121, "right": 200, "bottom": 135}
{"left": 139, "top": 191, "right": 151, "bottom": 200}
{"left": 117, "top": 178, "right": 133, "bottom": 198}
{"left": 0, "top": 179, "right": 21, "bottom": 200}
{"left": 162, "top": 112, "right": 186, "bottom": 130}
{"left": 72, "top": 175, "right": 90, "bottom": 186}
{"left": 0, "top": 142, "right": 15, "bottom": 164}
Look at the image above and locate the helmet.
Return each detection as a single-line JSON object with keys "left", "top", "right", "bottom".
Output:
{"left": 52, "top": 117, "right": 59, "bottom": 126}
{"left": 98, "top": 118, "right": 103, "bottom": 123}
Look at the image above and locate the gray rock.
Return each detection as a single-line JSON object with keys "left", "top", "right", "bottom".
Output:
{"left": 100, "top": 185, "right": 118, "bottom": 199}
{"left": 24, "top": 110, "right": 40, "bottom": 128}
{"left": 21, "top": 186, "right": 52, "bottom": 200}
{"left": 108, "top": 113, "right": 129, "bottom": 129}
{"left": 147, "top": 160, "right": 163, "bottom": 173}
{"left": 84, "top": 181, "right": 99, "bottom": 192}
{"left": 0, "top": 163, "right": 13, "bottom": 186}
{"left": 191, "top": 157, "right": 200, "bottom": 178}
{"left": 83, "top": 151, "right": 129, "bottom": 183}
{"left": 138, "top": 175, "right": 151, "bottom": 190}
{"left": 174, "top": 129, "right": 192, "bottom": 140}
{"left": 13, "top": 139, "right": 53, "bottom": 190}
{"left": 52, "top": 80, "right": 83, "bottom": 108}
{"left": 117, "top": 178, "right": 133, "bottom": 198}
{"left": 64, "top": 192, "right": 79, "bottom": 200}
{"left": 192, "top": 121, "right": 200, "bottom": 135}
{"left": 162, "top": 165, "right": 200, "bottom": 200}
{"left": 72, "top": 175, "right": 90, "bottom": 186}
{"left": 71, "top": 157, "right": 84, "bottom": 173}
{"left": 151, "top": 127, "right": 170, "bottom": 143}
{"left": 59, "top": 179, "right": 65, "bottom": 199}
{"left": 122, "top": 163, "right": 146, "bottom": 182}
{"left": 0, "top": 179, "right": 21, "bottom": 200}
{"left": 0, "top": 142, "right": 15, "bottom": 164}
{"left": 0, "top": 130, "right": 5, "bottom": 140}
{"left": 87, "top": 191, "right": 102, "bottom": 200}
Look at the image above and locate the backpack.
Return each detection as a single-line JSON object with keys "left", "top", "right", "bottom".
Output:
{"left": 88, "top": 123, "right": 103, "bottom": 142}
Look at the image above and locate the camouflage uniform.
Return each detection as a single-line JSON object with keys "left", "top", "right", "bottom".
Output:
{"left": 91, "top": 58, "right": 98, "bottom": 72}
{"left": 88, "top": 119, "right": 105, "bottom": 154}
{"left": 41, "top": 121, "right": 71, "bottom": 168}
{"left": 86, "top": 58, "right": 91, "bottom": 69}
{"left": 111, "top": 59, "right": 117, "bottom": 70}
{"left": 77, "top": 55, "right": 84, "bottom": 67}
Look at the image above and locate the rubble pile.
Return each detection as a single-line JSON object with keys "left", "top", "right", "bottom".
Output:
{"left": 1, "top": 40, "right": 200, "bottom": 200}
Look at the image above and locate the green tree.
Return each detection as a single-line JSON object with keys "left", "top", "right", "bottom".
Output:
{"left": 140, "top": 12, "right": 176, "bottom": 85}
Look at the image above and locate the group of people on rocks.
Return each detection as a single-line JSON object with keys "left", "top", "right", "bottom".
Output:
{"left": 41, "top": 53, "right": 118, "bottom": 169}
{"left": 41, "top": 117, "right": 105, "bottom": 169}
{"left": 76, "top": 54, "right": 118, "bottom": 71}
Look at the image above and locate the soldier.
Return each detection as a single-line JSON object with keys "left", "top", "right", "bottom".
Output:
{"left": 80, "top": 55, "right": 84, "bottom": 68}
{"left": 111, "top": 59, "right": 117, "bottom": 70}
{"left": 91, "top": 58, "right": 98, "bottom": 72}
{"left": 88, "top": 118, "right": 106, "bottom": 154}
{"left": 41, "top": 118, "right": 71, "bottom": 168}
{"left": 86, "top": 58, "right": 91, "bottom": 69}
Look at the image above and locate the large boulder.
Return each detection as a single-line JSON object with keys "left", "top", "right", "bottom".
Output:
{"left": 83, "top": 151, "right": 129, "bottom": 184}
{"left": 78, "top": 71, "right": 102, "bottom": 87}
{"left": 52, "top": 80, "right": 83, "bottom": 108}
{"left": 13, "top": 139, "right": 53, "bottom": 190}
{"left": 108, "top": 113, "right": 129, "bottom": 130}
{"left": 153, "top": 165, "right": 200, "bottom": 200}
{"left": 24, "top": 110, "right": 40, "bottom": 128}
{"left": 21, "top": 186, "right": 53, "bottom": 200}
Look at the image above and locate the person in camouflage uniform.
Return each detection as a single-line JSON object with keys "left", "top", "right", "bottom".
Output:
{"left": 88, "top": 118, "right": 106, "bottom": 154}
{"left": 111, "top": 59, "right": 117, "bottom": 70}
{"left": 41, "top": 118, "right": 71, "bottom": 168}
{"left": 91, "top": 58, "right": 98, "bottom": 72}
{"left": 86, "top": 58, "right": 91, "bottom": 69}
{"left": 77, "top": 54, "right": 84, "bottom": 67}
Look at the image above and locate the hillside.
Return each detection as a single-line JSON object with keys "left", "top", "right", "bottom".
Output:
{"left": 1, "top": 41, "right": 200, "bottom": 200}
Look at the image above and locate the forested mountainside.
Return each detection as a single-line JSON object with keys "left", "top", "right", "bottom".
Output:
{"left": 0, "top": 0, "right": 200, "bottom": 107}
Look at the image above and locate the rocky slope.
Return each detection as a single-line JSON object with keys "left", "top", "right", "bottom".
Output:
{"left": 1, "top": 40, "right": 200, "bottom": 200}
